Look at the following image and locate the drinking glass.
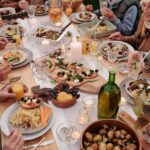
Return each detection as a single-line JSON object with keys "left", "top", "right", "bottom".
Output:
{"left": 100, "top": 0, "right": 108, "bottom": 12}
{"left": 108, "top": 49, "right": 118, "bottom": 70}
{"left": 27, "top": 5, "right": 35, "bottom": 18}
{"left": 48, "top": 0, "right": 63, "bottom": 23}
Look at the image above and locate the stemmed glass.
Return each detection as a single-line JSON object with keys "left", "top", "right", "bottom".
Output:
{"left": 108, "top": 49, "right": 118, "bottom": 71}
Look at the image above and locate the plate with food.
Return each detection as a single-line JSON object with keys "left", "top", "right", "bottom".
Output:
{"left": 0, "top": 25, "right": 24, "bottom": 40}
{"left": 75, "top": 11, "right": 96, "bottom": 22}
{"left": 0, "top": 7, "right": 15, "bottom": 17}
{"left": 125, "top": 79, "right": 150, "bottom": 99}
{"left": 0, "top": 102, "right": 53, "bottom": 140}
{"left": 34, "top": 5, "right": 48, "bottom": 16}
{"left": 2, "top": 49, "right": 27, "bottom": 65}
{"left": 99, "top": 41, "right": 134, "bottom": 60}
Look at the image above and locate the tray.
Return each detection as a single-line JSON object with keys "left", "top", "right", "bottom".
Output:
{"left": 78, "top": 19, "right": 117, "bottom": 38}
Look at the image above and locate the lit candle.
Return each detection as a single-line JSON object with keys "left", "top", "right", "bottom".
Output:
{"left": 79, "top": 115, "right": 88, "bottom": 125}
{"left": 30, "top": 18, "right": 37, "bottom": 26}
{"left": 70, "top": 37, "right": 82, "bottom": 62}
{"left": 42, "top": 39, "right": 50, "bottom": 53}
{"left": 83, "top": 96, "right": 94, "bottom": 111}
{"left": 72, "top": 131, "right": 81, "bottom": 139}
{"left": 120, "top": 97, "right": 127, "bottom": 106}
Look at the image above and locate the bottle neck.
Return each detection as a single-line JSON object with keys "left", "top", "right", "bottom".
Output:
{"left": 108, "top": 71, "right": 116, "bottom": 83}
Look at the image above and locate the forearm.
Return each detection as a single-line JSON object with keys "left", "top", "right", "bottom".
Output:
{"left": 123, "top": 35, "right": 137, "bottom": 46}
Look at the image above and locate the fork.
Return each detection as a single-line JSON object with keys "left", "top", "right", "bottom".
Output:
{"left": 32, "top": 138, "right": 45, "bottom": 150}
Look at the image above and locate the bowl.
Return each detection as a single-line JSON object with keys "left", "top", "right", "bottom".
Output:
{"left": 62, "top": 0, "right": 83, "bottom": 10}
{"left": 80, "top": 120, "right": 141, "bottom": 150}
{"left": 51, "top": 97, "right": 77, "bottom": 108}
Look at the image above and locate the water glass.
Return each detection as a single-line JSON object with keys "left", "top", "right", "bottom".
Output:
{"left": 28, "top": 5, "right": 35, "bottom": 18}
{"left": 108, "top": 49, "right": 118, "bottom": 70}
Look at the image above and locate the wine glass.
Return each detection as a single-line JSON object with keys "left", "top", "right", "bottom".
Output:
{"left": 108, "top": 49, "right": 118, "bottom": 71}
{"left": 100, "top": 0, "right": 108, "bottom": 13}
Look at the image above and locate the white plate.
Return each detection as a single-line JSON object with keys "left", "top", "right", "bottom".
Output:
{"left": 99, "top": 40, "right": 134, "bottom": 60}
{"left": 0, "top": 7, "right": 15, "bottom": 16}
{"left": 125, "top": 79, "right": 150, "bottom": 104}
{"left": 0, "top": 102, "right": 54, "bottom": 141}
{"left": 75, "top": 12, "right": 96, "bottom": 22}
{"left": 2, "top": 50, "right": 27, "bottom": 65}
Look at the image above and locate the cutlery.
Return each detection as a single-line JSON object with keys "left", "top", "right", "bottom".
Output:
{"left": 92, "top": 16, "right": 105, "bottom": 31}
{"left": 23, "top": 139, "right": 55, "bottom": 150}
{"left": 32, "top": 138, "right": 45, "bottom": 150}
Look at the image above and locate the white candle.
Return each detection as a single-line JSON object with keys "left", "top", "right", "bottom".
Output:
{"left": 83, "top": 96, "right": 95, "bottom": 111}
{"left": 120, "top": 97, "right": 127, "bottom": 106}
{"left": 30, "top": 18, "right": 37, "bottom": 26}
{"left": 70, "top": 37, "right": 82, "bottom": 62}
{"left": 72, "top": 131, "right": 81, "bottom": 139}
{"left": 79, "top": 115, "right": 88, "bottom": 125}
{"left": 42, "top": 39, "right": 50, "bottom": 53}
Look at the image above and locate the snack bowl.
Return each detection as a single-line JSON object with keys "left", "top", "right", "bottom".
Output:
{"left": 80, "top": 120, "right": 141, "bottom": 150}
{"left": 51, "top": 97, "right": 77, "bottom": 108}
{"left": 62, "top": 0, "right": 83, "bottom": 10}
{"left": 19, "top": 96, "right": 42, "bottom": 110}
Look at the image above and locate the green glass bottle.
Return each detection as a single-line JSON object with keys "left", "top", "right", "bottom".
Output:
{"left": 98, "top": 71, "right": 121, "bottom": 119}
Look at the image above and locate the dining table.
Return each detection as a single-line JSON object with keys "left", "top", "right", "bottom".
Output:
{"left": 0, "top": 12, "right": 149, "bottom": 150}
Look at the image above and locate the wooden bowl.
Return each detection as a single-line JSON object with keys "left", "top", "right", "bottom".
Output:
{"left": 51, "top": 97, "right": 77, "bottom": 108}
{"left": 62, "top": 0, "right": 83, "bottom": 10}
{"left": 80, "top": 120, "right": 142, "bottom": 150}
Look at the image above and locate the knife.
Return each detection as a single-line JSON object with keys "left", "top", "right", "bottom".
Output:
{"left": 23, "top": 139, "right": 55, "bottom": 149}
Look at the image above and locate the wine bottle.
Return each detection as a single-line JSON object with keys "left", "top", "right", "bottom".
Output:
{"left": 98, "top": 71, "right": 121, "bottom": 119}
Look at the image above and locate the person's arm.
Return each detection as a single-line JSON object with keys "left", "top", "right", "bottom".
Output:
{"left": 111, "top": 5, "right": 138, "bottom": 35}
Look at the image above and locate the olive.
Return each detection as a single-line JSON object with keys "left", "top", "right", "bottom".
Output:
{"left": 112, "top": 146, "right": 121, "bottom": 150}
{"left": 91, "top": 143, "right": 99, "bottom": 150}
{"left": 86, "top": 147, "right": 94, "bottom": 150}
{"left": 85, "top": 132, "right": 93, "bottom": 142}
{"left": 120, "top": 129, "right": 127, "bottom": 135}
{"left": 125, "top": 134, "right": 132, "bottom": 140}
{"left": 99, "top": 142, "right": 107, "bottom": 150}
{"left": 126, "top": 144, "right": 137, "bottom": 150}
{"left": 115, "top": 130, "right": 121, "bottom": 138}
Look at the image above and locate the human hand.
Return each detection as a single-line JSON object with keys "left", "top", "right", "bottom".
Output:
{"left": 0, "top": 84, "right": 16, "bottom": 102}
{"left": 0, "top": 37, "right": 7, "bottom": 50}
{"left": 85, "top": 5, "right": 93, "bottom": 12}
{"left": 0, "top": 63, "right": 11, "bottom": 81}
{"left": 128, "top": 51, "right": 142, "bottom": 67}
{"left": 101, "top": 8, "right": 116, "bottom": 20}
{"left": 3, "top": 129, "right": 24, "bottom": 150}
{"left": 19, "top": 0, "right": 29, "bottom": 10}
{"left": 109, "top": 32, "right": 125, "bottom": 41}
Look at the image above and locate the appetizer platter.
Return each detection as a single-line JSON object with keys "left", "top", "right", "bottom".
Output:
{"left": 99, "top": 41, "right": 134, "bottom": 60}
{"left": 125, "top": 79, "right": 150, "bottom": 99}
{"left": 33, "top": 49, "right": 106, "bottom": 94}
{"left": 2, "top": 50, "right": 27, "bottom": 65}
{"left": 34, "top": 5, "right": 48, "bottom": 16}
{"left": 75, "top": 12, "right": 96, "bottom": 22}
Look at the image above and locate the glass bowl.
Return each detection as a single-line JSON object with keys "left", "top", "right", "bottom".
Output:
{"left": 56, "top": 121, "right": 82, "bottom": 145}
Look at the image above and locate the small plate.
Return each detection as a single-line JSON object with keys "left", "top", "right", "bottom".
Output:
{"left": 75, "top": 12, "right": 96, "bottom": 22}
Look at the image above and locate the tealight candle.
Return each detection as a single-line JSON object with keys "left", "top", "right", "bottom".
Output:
{"left": 72, "top": 131, "right": 81, "bottom": 139}
{"left": 70, "top": 37, "right": 82, "bottom": 62}
{"left": 82, "top": 96, "right": 95, "bottom": 111}
{"left": 120, "top": 97, "right": 127, "bottom": 106}
{"left": 42, "top": 39, "right": 50, "bottom": 53}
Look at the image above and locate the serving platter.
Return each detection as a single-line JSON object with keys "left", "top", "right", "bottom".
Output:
{"left": 0, "top": 102, "right": 54, "bottom": 141}
{"left": 34, "top": 5, "right": 48, "bottom": 16}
